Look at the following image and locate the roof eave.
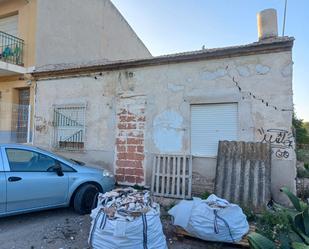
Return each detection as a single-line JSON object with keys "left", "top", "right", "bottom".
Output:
{"left": 32, "top": 37, "right": 294, "bottom": 80}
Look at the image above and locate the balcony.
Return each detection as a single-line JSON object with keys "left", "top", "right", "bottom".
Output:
{"left": 0, "top": 31, "right": 26, "bottom": 76}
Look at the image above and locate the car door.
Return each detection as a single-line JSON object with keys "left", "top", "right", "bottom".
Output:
{"left": 0, "top": 149, "right": 6, "bottom": 214}
{"left": 3, "top": 147, "right": 69, "bottom": 213}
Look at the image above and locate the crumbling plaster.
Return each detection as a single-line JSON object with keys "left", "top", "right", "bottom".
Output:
{"left": 34, "top": 50, "right": 295, "bottom": 203}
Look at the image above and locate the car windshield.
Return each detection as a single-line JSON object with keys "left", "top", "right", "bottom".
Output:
{"left": 37, "top": 148, "right": 84, "bottom": 165}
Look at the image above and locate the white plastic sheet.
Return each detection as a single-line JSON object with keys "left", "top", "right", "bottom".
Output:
{"left": 168, "top": 194, "right": 249, "bottom": 243}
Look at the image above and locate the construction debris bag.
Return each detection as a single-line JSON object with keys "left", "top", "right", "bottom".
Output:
{"left": 88, "top": 188, "right": 167, "bottom": 249}
{"left": 168, "top": 194, "right": 249, "bottom": 243}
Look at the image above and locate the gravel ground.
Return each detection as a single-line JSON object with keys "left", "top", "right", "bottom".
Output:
{"left": 0, "top": 208, "right": 240, "bottom": 249}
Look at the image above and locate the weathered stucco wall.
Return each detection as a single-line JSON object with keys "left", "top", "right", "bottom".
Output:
{"left": 35, "top": 0, "right": 151, "bottom": 68}
{"left": 34, "top": 50, "right": 295, "bottom": 203}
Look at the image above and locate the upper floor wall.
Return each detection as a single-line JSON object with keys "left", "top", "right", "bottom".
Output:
{"left": 0, "top": 0, "right": 37, "bottom": 67}
{"left": 35, "top": 0, "right": 152, "bottom": 68}
{"left": 0, "top": 0, "right": 151, "bottom": 70}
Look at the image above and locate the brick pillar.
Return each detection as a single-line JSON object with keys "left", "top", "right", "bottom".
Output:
{"left": 115, "top": 101, "right": 146, "bottom": 185}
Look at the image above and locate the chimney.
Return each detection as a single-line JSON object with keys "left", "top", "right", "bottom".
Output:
{"left": 257, "top": 9, "right": 278, "bottom": 40}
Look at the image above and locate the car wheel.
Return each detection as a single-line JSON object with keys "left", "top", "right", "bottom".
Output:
{"left": 73, "top": 184, "right": 99, "bottom": 215}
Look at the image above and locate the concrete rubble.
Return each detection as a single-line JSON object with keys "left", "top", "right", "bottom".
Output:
{"left": 96, "top": 187, "right": 155, "bottom": 221}
{"left": 89, "top": 188, "right": 167, "bottom": 249}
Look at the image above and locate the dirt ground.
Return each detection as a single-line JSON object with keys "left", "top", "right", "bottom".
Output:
{"left": 0, "top": 208, "right": 240, "bottom": 249}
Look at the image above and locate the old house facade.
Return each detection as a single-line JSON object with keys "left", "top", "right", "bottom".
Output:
{"left": 0, "top": 0, "right": 150, "bottom": 143}
{"left": 32, "top": 21, "right": 296, "bottom": 204}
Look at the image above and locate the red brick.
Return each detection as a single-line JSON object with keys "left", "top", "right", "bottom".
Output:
{"left": 125, "top": 153, "right": 144, "bottom": 161}
{"left": 119, "top": 115, "right": 127, "bottom": 122}
{"left": 117, "top": 152, "right": 144, "bottom": 161}
{"left": 127, "top": 138, "right": 143, "bottom": 145}
{"left": 131, "top": 161, "right": 143, "bottom": 168}
{"left": 137, "top": 116, "right": 146, "bottom": 122}
{"left": 117, "top": 153, "right": 127, "bottom": 160}
{"left": 116, "top": 174, "right": 125, "bottom": 182}
{"left": 116, "top": 138, "right": 126, "bottom": 144}
{"left": 116, "top": 160, "right": 143, "bottom": 168}
{"left": 134, "top": 168, "right": 144, "bottom": 177}
{"left": 119, "top": 115, "right": 136, "bottom": 122}
{"left": 134, "top": 153, "right": 145, "bottom": 161}
{"left": 127, "top": 146, "right": 137, "bottom": 153}
{"left": 127, "top": 123, "right": 137, "bottom": 129}
{"left": 125, "top": 168, "right": 135, "bottom": 175}
{"left": 117, "top": 145, "right": 126, "bottom": 152}
{"left": 116, "top": 168, "right": 125, "bottom": 175}
{"left": 125, "top": 175, "right": 136, "bottom": 183}
{"left": 127, "top": 132, "right": 143, "bottom": 138}
{"left": 135, "top": 177, "right": 144, "bottom": 184}
{"left": 116, "top": 160, "right": 128, "bottom": 168}
{"left": 118, "top": 123, "right": 137, "bottom": 130}
{"left": 126, "top": 116, "right": 136, "bottom": 122}
{"left": 137, "top": 146, "right": 144, "bottom": 153}
{"left": 118, "top": 123, "right": 127, "bottom": 129}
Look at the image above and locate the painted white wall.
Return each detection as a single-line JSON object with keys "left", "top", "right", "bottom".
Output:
{"left": 35, "top": 0, "right": 151, "bottom": 68}
{"left": 34, "top": 50, "right": 295, "bottom": 203}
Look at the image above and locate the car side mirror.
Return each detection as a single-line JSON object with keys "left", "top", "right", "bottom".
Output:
{"left": 54, "top": 162, "right": 64, "bottom": 177}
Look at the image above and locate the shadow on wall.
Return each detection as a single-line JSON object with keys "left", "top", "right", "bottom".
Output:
{"left": 0, "top": 131, "right": 32, "bottom": 143}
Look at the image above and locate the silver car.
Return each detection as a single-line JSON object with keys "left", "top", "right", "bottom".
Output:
{"left": 0, "top": 144, "right": 115, "bottom": 217}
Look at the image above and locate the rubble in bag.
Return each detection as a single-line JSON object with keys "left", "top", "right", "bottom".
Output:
{"left": 89, "top": 188, "right": 168, "bottom": 249}
{"left": 96, "top": 187, "right": 156, "bottom": 221}
{"left": 168, "top": 194, "right": 249, "bottom": 243}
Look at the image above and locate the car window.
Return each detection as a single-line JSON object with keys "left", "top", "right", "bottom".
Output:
{"left": 60, "top": 163, "right": 75, "bottom": 172}
{"left": 37, "top": 148, "right": 83, "bottom": 165}
{"left": 6, "top": 148, "right": 76, "bottom": 172}
{"left": 6, "top": 149, "right": 57, "bottom": 172}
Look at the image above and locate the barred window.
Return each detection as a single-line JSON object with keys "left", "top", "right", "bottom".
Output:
{"left": 53, "top": 104, "right": 86, "bottom": 150}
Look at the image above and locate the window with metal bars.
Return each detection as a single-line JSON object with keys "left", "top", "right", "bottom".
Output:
{"left": 53, "top": 104, "right": 86, "bottom": 150}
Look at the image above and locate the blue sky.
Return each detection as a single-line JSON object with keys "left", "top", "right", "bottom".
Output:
{"left": 111, "top": 0, "right": 309, "bottom": 121}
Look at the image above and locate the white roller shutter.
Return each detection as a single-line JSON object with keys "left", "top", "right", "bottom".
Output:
{"left": 191, "top": 103, "right": 238, "bottom": 157}
{"left": 0, "top": 15, "right": 18, "bottom": 37}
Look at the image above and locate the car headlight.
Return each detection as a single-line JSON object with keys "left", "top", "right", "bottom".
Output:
{"left": 102, "top": 170, "right": 113, "bottom": 177}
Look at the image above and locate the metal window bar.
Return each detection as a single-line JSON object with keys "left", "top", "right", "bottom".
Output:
{"left": 53, "top": 105, "right": 86, "bottom": 150}
{"left": 0, "top": 31, "right": 24, "bottom": 66}
{"left": 0, "top": 102, "right": 31, "bottom": 143}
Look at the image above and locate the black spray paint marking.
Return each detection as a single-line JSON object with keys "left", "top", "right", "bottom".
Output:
{"left": 258, "top": 128, "right": 294, "bottom": 159}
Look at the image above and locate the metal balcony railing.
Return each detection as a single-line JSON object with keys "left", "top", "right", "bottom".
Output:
{"left": 0, "top": 31, "right": 24, "bottom": 66}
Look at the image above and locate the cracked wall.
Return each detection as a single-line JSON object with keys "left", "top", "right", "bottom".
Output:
{"left": 34, "top": 50, "right": 295, "bottom": 203}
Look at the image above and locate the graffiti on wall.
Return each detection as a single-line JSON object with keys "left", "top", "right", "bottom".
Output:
{"left": 258, "top": 128, "right": 294, "bottom": 159}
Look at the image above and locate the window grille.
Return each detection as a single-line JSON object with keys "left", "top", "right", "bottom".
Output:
{"left": 0, "top": 101, "right": 31, "bottom": 143}
{"left": 53, "top": 104, "right": 86, "bottom": 150}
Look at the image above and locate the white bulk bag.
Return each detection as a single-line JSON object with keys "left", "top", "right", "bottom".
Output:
{"left": 168, "top": 194, "right": 249, "bottom": 243}
{"left": 89, "top": 203, "right": 167, "bottom": 249}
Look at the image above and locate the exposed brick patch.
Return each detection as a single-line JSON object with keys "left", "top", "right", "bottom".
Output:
{"left": 116, "top": 174, "right": 125, "bottom": 182}
{"left": 115, "top": 100, "right": 146, "bottom": 185}
{"left": 116, "top": 160, "right": 143, "bottom": 169}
